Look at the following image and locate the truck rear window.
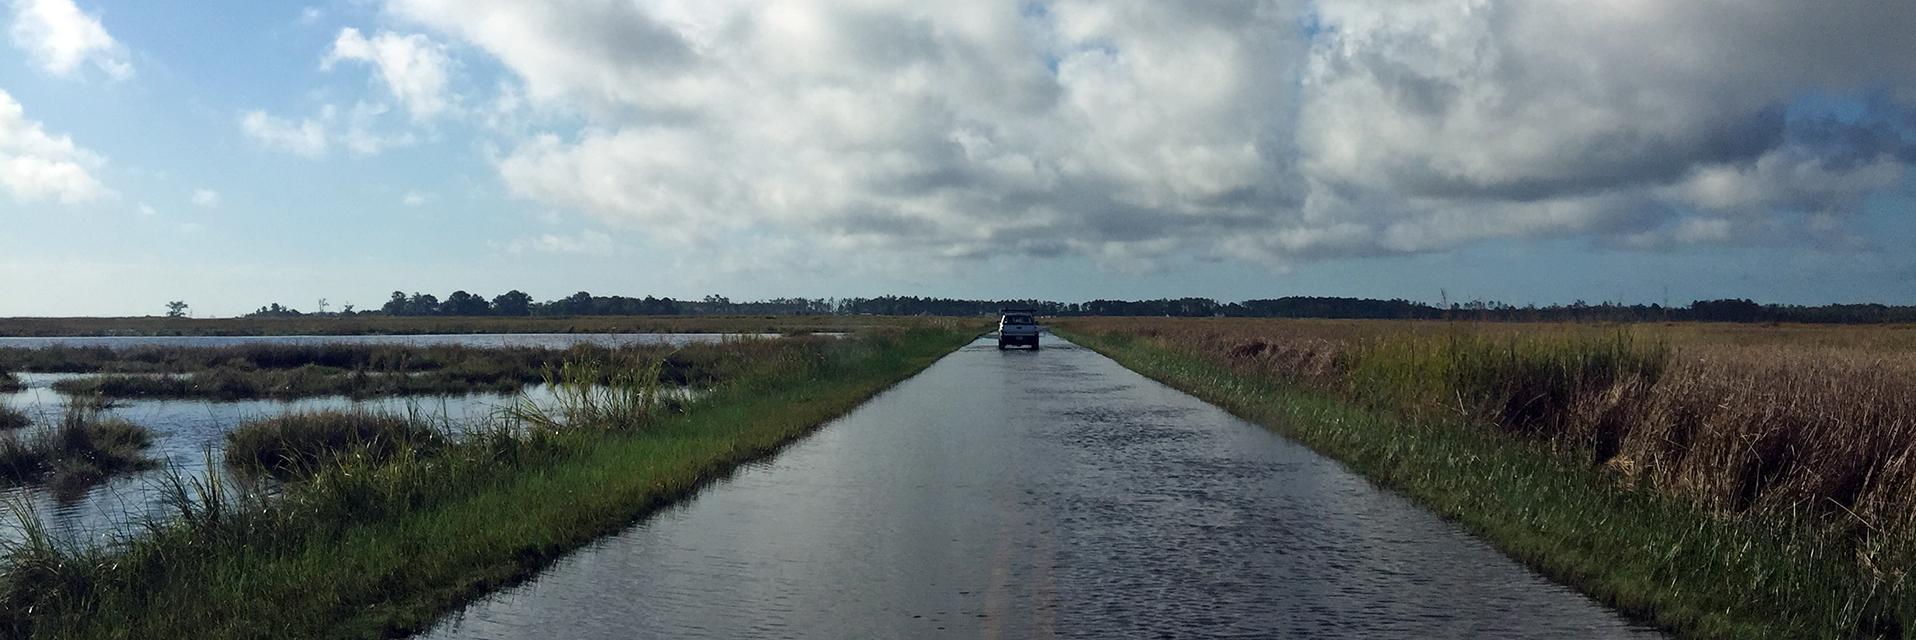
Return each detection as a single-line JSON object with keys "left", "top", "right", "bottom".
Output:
{"left": 1004, "top": 315, "right": 1034, "bottom": 324}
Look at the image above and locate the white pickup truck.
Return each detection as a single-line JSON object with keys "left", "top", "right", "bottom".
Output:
{"left": 997, "top": 310, "right": 1041, "bottom": 350}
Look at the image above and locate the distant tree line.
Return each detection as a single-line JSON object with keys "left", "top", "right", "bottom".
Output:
{"left": 237, "top": 292, "right": 1916, "bottom": 324}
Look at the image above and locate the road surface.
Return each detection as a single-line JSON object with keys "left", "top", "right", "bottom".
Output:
{"left": 422, "top": 336, "right": 1659, "bottom": 638}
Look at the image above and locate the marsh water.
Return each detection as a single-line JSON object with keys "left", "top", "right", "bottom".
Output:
{"left": 421, "top": 337, "right": 1662, "bottom": 639}
{"left": 0, "top": 374, "right": 588, "bottom": 546}
{"left": 0, "top": 332, "right": 781, "bottom": 350}
{"left": 0, "top": 333, "right": 746, "bottom": 545}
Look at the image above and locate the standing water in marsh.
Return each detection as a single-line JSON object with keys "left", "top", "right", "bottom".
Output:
{"left": 0, "top": 333, "right": 810, "bottom": 351}
{"left": 0, "top": 373, "right": 696, "bottom": 546}
{"left": 0, "top": 332, "right": 792, "bottom": 544}
{"left": 422, "top": 338, "right": 1661, "bottom": 638}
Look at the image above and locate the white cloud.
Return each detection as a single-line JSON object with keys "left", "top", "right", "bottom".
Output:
{"left": 7, "top": 0, "right": 130, "bottom": 79}
{"left": 1290, "top": 0, "right": 1916, "bottom": 252}
{"left": 0, "top": 87, "right": 108, "bottom": 203}
{"left": 506, "top": 229, "right": 614, "bottom": 256}
{"left": 298, "top": 7, "right": 322, "bottom": 26}
{"left": 137, "top": 201, "right": 154, "bottom": 216}
{"left": 324, "top": 28, "right": 452, "bottom": 120}
{"left": 240, "top": 110, "right": 329, "bottom": 157}
{"left": 397, "top": 0, "right": 1302, "bottom": 262}
{"left": 384, "top": 0, "right": 1916, "bottom": 271}
{"left": 191, "top": 188, "right": 220, "bottom": 207}
{"left": 402, "top": 191, "right": 433, "bottom": 206}
{"left": 238, "top": 102, "right": 416, "bottom": 157}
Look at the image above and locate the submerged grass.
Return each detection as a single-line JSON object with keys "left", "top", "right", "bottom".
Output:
{"left": 0, "top": 401, "right": 157, "bottom": 492}
{"left": 1059, "top": 319, "right": 1916, "bottom": 639}
{"left": 225, "top": 411, "right": 446, "bottom": 481}
{"left": 0, "top": 322, "right": 978, "bottom": 639}
{"left": 50, "top": 366, "right": 530, "bottom": 401}
{"left": 9, "top": 340, "right": 775, "bottom": 401}
{"left": 0, "top": 405, "right": 27, "bottom": 431}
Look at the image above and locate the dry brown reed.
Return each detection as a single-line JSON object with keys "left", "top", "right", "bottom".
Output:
{"left": 1060, "top": 317, "right": 1916, "bottom": 575}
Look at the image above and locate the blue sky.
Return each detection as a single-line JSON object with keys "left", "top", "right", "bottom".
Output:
{"left": 1, "top": 1, "right": 1912, "bottom": 317}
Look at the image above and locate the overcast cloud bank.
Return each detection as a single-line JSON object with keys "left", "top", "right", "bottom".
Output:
{"left": 362, "top": 0, "right": 1915, "bottom": 271}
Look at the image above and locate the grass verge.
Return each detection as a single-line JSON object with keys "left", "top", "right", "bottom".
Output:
{"left": 1058, "top": 327, "right": 1891, "bottom": 640}
{"left": 0, "top": 324, "right": 977, "bottom": 639}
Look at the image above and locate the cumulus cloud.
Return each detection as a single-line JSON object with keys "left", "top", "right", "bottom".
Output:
{"left": 1292, "top": 0, "right": 1916, "bottom": 253}
{"left": 324, "top": 28, "right": 453, "bottom": 120}
{"left": 0, "top": 87, "right": 109, "bottom": 203}
{"left": 7, "top": 0, "right": 130, "bottom": 79}
{"left": 395, "top": 0, "right": 1303, "bottom": 260}
{"left": 191, "top": 188, "right": 220, "bottom": 207}
{"left": 385, "top": 0, "right": 1916, "bottom": 270}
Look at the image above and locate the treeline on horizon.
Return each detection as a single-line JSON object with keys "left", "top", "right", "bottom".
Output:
{"left": 238, "top": 291, "right": 1916, "bottom": 325}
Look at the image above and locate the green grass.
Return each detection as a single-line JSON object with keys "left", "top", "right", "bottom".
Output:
{"left": 0, "top": 401, "right": 157, "bottom": 492}
{"left": 225, "top": 411, "right": 447, "bottom": 481}
{"left": 0, "top": 324, "right": 979, "bottom": 639}
{"left": 1059, "top": 328, "right": 1891, "bottom": 640}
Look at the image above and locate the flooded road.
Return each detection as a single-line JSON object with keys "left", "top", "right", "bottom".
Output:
{"left": 422, "top": 337, "right": 1659, "bottom": 638}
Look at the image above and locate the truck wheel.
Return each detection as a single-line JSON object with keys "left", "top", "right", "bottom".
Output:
{"left": 997, "top": 341, "right": 1007, "bottom": 350}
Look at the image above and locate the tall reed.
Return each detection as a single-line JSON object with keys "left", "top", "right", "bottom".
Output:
{"left": 504, "top": 355, "right": 668, "bottom": 432}
{"left": 1060, "top": 317, "right": 1916, "bottom": 635}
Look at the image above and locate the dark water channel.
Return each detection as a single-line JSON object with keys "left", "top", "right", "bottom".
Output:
{"left": 422, "top": 337, "right": 1660, "bottom": 638}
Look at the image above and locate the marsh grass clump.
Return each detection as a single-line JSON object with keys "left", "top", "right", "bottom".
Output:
{"left": 506, "top": 355, "right": 670, "bottom": 432}
{"left": 0, "top": 401, "right": 157, "bottom": 490}
{"left": 224, "top": 410, "right": 446, "bottom": 480}
{"left": 0, "top": 405, "right": 28, "bottom": 431}
{"left": 0, "top": 371, "right": 21, "bottom": 393}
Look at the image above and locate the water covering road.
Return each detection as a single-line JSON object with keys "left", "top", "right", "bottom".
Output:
{"left": 422, "top": 337, "right": 1660, "bottom": 639}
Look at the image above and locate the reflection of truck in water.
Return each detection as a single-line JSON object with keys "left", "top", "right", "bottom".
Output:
{"left": 997, "top": 310, "right": 1040, "bottom": 350}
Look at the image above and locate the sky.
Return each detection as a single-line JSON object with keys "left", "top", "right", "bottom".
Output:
{"left": 1, "top": 0, "right": 1913, "bottom": 317}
